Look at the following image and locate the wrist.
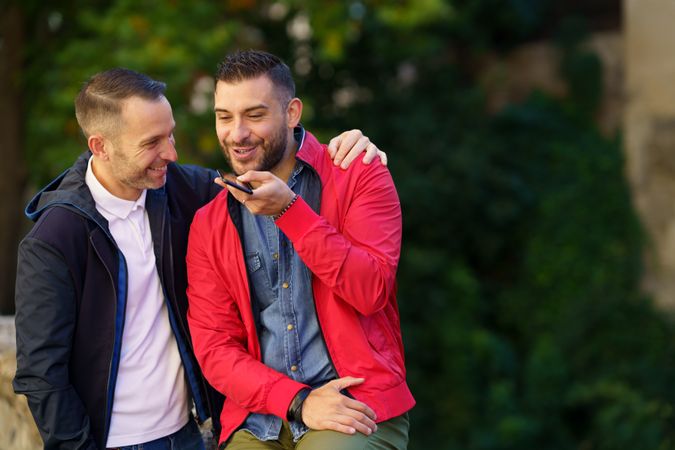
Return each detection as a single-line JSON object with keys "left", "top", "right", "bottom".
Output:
{"left": 287, "top": 388, "right": 311, "bottom": 424}
{"left": 273, "top": 193, "right": 299, "bottom": 220}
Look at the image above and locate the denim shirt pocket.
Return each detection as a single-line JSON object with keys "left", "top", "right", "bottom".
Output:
{"left": 245, "top": 252, "right": 276, "bottom": 310}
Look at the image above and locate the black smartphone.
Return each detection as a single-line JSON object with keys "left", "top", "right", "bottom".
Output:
{"left": 217, "top": 169, "right": 253, "bottom": 195}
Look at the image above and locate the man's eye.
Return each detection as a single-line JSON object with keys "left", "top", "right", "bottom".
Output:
{"left": 249, "top": 113, "right": 263, "bottom": 119}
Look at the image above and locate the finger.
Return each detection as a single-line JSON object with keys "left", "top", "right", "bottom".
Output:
{"left": 330, "top": 377, "right": 365, "bottom": 391}
{"left": 343, "top": 397, "right": 377, "bottom": 421}
{"left": 377, "top": 149, "right": 388, "bottom": 166}
{"left": 343, "top": 416, "right": 376, "bottom": 436}
{"left": 342, "top": 409, "right": 378, "bottom": 433}
{"left": 236, "top": 170, "right": 270, "bottom": 183}
{"left": 217, "top": 174, "right": 252, "bottom": 201}
{"left": 235, "top": 170, "right": 253, "bottom": 183}
{"left": 327, "top": 135, "right": 341, "bottom": 158}
{"left": 339, "top": 136, "right": 370, "bottom": 169}
{"left": 333, "top": 130, "right": 362, "bottom": 166}
{"left": 224, "top": 184, "right": 251, "bottom": 204}
{"left": 328, "top": 414, "right": 375, "bottom": 436}
{"left": 320, "top": 420, "right": 357, "bottom": 435}
{"left": 360, "top": 143, "right": 379, "bottom": 165}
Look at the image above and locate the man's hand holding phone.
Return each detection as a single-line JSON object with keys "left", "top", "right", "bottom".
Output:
{"left": 215, "top": 169, "right": 295, "bottom": 218}
{"left": 216, "top": 169, "right": 253, "bottom": 194}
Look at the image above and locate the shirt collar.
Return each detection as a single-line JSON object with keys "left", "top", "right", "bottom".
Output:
{"left": 85, "top": 156, "right": 146, "bottom": 220}
{"left": 288, "top": 161, "right": 304, "bottom": 189}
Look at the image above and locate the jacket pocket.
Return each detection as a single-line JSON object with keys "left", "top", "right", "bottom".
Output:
{"left": 360, "top": 310, "right": 405, "bottom": 381}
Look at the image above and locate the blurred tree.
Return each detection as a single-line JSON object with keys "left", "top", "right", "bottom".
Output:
{"left": 0, "top": 1, "right": 27, "bottom": 314}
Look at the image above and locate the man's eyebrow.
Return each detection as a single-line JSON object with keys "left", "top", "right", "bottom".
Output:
{"left": 139, "top": 126, "right": 175, "bottom": 146}
{"left": 139, "top": 135, "right": 160, "bottom": 146}
{"left": 214, "top": 104, "right": 269, "bottom": 113}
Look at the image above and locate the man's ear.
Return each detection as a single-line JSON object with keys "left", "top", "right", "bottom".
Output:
{"left": 88, "top": 134, "right": 108, "bottom": 160}
{"left": 286, "top": 98, "right": 303, "bottom": 128}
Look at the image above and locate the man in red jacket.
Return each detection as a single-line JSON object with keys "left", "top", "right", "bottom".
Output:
{"left": 186, "top": 50, "right": 414, "bottom": 450}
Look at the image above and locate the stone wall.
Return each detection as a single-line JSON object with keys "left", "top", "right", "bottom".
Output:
{"left": 0, "top": 315, "right": 41, "bottom": 450}
{"left": 625, "top": 0, "right": 675, "bottom": 310}
{"left": 478, "top": 4, "right": 675, "bottom": 311}
{"left": 478, "top": 31, "right": 623, "bottom": 138}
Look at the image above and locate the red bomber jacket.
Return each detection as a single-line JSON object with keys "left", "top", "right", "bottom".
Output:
{"left": 186, "top": 131, "right": 415, "bottom": 443}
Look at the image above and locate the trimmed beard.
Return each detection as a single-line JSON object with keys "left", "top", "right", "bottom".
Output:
{"left": 221, "top": 125, "right": 289, "bottom": 175}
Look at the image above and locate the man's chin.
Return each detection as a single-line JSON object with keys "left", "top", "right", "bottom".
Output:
{"left": 143, "top": 178, "right": 167, "bottom": 190}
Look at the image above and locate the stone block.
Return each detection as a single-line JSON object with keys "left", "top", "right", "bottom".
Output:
{"left": 0, "top": 316, "right": 41, "bottom": 450}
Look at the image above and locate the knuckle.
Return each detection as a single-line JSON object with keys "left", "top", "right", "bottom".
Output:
{"left": 348, "top": 417, "right": 359, "bottom": 427}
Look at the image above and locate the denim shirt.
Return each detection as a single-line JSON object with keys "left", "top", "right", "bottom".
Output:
{"left": 240, "top": 162, "right": 337, "bottom": 442}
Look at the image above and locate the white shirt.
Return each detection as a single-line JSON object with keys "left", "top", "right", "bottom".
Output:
{"left": 85, "top": 158, "right": 188, "bottom": 447}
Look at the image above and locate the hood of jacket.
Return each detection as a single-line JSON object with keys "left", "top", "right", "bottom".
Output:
{"left": 25, "top": 152, "right": 107, "bottom": 227}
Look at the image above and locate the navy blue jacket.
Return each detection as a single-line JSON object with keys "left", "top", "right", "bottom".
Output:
{"left": 13, "top": 152, "right": 224, "bottom": 449}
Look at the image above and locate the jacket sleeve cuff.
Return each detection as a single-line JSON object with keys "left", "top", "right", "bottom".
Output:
{"left": 274, "top": 195, "right": 319, "bottom": 242}
{"left": 266, "top": 377, "right": 309, "bottom": 419}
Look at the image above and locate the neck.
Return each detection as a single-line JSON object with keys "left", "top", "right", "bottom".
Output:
{"left": 271, "top": 136, "right": 298, "bottom": 183}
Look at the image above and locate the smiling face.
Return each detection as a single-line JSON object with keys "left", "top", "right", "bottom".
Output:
{"left": 214, "top": 75, "right": 301, "bottom": 177}
{"left": 92, "top": 95, "right": 177, "bottom": 200}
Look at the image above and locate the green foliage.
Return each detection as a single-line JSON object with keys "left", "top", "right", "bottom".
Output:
{"left": 23, "top": 0, "right": 243, "bottom": 182}
{"left": 17, "top": 0, "right": 675, "bottom": 449}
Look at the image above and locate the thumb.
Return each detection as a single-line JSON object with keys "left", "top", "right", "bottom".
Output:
{"left": 237, "top": 170, "right": 269, "bottom": 183}
{"left": 330, "top": 376, "right": 365, "bottom": 391}
{"left": 327, "top": 135, "right": 341, "bottom": 157}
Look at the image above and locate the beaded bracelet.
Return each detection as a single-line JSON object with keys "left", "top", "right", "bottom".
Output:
{"left": 273, "top": 194, "right": 298, "bottom": 220}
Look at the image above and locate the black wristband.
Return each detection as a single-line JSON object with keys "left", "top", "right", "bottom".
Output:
{"left": 287, "top": 388, "right": 311, "bottom": 424}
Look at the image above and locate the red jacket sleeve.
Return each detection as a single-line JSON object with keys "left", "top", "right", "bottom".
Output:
{"left": 275, "top": 160, "right": 401, "bottom": 316}
{"left": 186, "top": 208, "right": 307, "bottom": 419}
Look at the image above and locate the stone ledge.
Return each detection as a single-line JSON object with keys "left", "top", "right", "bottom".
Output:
{"left": 0, "top": 315, "right": 15, "bottom": 351}
{"left": 0, "top": 316, "right": 41, "bottom": 450}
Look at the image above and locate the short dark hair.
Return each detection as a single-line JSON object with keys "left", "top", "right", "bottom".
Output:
{"left": 75, "top": 68, "right": 166, "bottom": 138}
{"left": 215, "top": 50, "right": 295, "bottom": 105}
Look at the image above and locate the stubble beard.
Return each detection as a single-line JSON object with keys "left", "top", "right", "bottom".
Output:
{"left": 221, "top": 126, "right": 289, "bottom": 176}
{"left": 111, "top": 149, "right": 163, "bottom": 192}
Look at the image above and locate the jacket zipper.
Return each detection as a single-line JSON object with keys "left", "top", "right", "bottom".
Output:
{"left": 90, "top": 241, "right": 127, "bottom": 448}
{"left": 157, "top": 202, "right": 213, "bottom": 424}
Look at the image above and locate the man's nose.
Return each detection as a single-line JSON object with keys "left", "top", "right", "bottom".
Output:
{"left": 161, "top": 138, "right": 178, "bottom": 162}
{"left": 230, "top": 120, "right": 251, "bottom": 144}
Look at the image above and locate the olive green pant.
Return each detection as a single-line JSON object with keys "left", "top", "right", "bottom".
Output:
{"left": 221, "top": 413, "right": 409, "bottom": 450}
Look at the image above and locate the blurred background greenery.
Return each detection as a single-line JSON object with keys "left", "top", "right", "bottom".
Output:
{"left": 3, "top": 0, "right": 675, "bottom": 449}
